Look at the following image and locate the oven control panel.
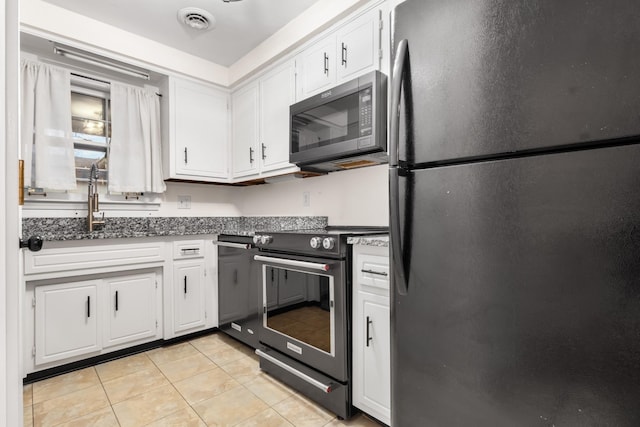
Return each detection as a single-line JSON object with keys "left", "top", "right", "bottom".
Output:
{"left": 253, "top": 235, "right": 273, "bottom": 245}
{"left": 252, "top": 231, "right": 360, "bottom": 259}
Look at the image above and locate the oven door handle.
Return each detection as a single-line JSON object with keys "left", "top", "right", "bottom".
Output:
{"left": 253, "top": 255, "right": 331, "bottom": 272}
{"left": 255, "top": 349, "right": 335, "bottom": 393}
{"left": 213, "top": 241, "right": 252, "bottom": 249}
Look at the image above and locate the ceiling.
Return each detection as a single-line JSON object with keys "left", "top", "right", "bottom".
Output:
{"left": 39, "top": 0, "right": 322, "bottom": 67}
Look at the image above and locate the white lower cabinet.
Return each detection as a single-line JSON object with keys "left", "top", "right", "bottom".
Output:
{"left": 33, "top": 271, "right": 161, "bottom": 368}
{"left": 24, "top": 237, "right": 218, "bottom": 375}
{"left": 35, "top": 280, "right": 101, "bottom": 366}
{"left": 352, "top": 244, "right": 391, "bottom": 425}
{"left": 103, "top": 272, "right": 158, "bottom": 348}
{"left": 168, "top": 238, "right": 216, "bottom": 338}
{"left": 173, "top": 260, "right": 206, "bottom": 334}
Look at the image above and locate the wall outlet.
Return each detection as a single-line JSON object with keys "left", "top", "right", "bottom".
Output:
{"left": 177, "top": 195, "right": 191, "bottom": 209}
{"left": 303, "top": 191, "right": 310, "bottom": 207}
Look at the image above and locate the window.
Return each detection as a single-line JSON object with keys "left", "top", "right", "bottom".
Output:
{"left": 70, "top": 76, "right": 111, "bottom": 184}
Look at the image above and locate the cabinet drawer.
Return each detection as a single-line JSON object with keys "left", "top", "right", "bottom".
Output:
{"left": 173, "top": 240, "right": 205, "bottom": 259}
{"left": 25, "top": 242, "right": 164, "bottom": 276}
{"left": 356, "top": 253, "right": 389, "bottom": 293}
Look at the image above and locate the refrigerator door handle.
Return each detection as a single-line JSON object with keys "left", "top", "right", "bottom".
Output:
{"left": 389, "top": 38, "right": 408, "bottom": 168}
{"left": 390, "top": 169, "right": 409, "bottom": 295}
{"left": 390, "top": 38, "right": 410, "bottom": 295}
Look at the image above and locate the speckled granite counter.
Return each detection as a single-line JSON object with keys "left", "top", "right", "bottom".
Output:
{"left": 347, "top": 234, "right": 389, "bottom": 247}
{"left": 23, "top": 216, "right": 328, "bottom": 241}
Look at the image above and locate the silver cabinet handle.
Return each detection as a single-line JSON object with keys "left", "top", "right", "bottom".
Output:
{"left": 249, "top": 147, "right": 254, "bottom": 163}
{"left": 180, "top": 248, "right": 200, "bottom": 254}
{"left": 323, "top": 52, "right": 329, "bottom": 74}
{"left": 361, "top": 269, "right": 388, "bottom": 277}
{"left": 261, "top": 143, "right": 267, "bottom": 160}
{"left": 184, "top": 147, "right": 188, "bottom": 164}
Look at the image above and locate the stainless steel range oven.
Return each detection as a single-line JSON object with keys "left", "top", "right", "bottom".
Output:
{"left": 252, "top": 227, "right": 387, "bottom": 419}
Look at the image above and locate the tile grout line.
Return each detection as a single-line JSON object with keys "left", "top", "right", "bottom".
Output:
{"left": 96, "top": 372, "right": 122, "bottom": 427}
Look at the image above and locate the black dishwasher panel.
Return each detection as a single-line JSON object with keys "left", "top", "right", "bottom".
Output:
{"left": 216, "top": 235, "right": 260, "bottom": 348}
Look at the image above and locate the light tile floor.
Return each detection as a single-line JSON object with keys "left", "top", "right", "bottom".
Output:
{"left": 23, "top": 332, "right": 383, "bottom": 427}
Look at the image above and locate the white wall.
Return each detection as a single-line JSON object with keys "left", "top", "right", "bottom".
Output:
{"left": 238, "top": 165, "right": 389, "bottom": 226}
{"left": 156, "top": 182, "right": 241, "bottom": 217}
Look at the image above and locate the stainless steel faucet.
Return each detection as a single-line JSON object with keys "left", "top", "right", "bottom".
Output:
{"left": 87, "top": 163, "right": 105, "bottom": 232}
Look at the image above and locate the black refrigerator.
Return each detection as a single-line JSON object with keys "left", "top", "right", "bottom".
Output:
{"left": 389, "top": 1, "right": 640, "bottom": 426}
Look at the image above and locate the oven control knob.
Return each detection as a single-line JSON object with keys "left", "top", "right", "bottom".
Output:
{"left": 310, "top": 237, "right": 323, "bottom": 249}
{"left": 260, "top": 235, "right": 273, "bottom": 245}
{"left": 322, "top": 237, "right": 335, "bottom": 250}
{"left": 253, "top": 235, "right": 261, "bottom": 244}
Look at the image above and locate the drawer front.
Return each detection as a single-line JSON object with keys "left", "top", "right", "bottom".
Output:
{"left": 356, "top": 252, "right": 389, "bottom": 293}
{"left": 173, "top": 240, "right": 205, "bottom": 260}
{"left": 25, "top": 242, "right": 164, "bottom": 276}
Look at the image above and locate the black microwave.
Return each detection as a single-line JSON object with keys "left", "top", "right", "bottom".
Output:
{"left": 290, "top": 70, "right": 387, "bottom": 172}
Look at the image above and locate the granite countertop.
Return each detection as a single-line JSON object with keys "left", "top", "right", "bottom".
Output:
{"left": 23, "top": 216, "right": 328, "bottom": 241}
{"left": 348, "top": 234, "right": 389, "bottom": 247}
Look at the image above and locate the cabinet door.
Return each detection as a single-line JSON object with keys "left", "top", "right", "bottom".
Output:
{"left": 35, "top": 281, "right": 100, "bottom": 365}
{"left": 174, "top": 261, "right": 207, "bottom": 333}
{"left": 352, "top": 245, "right": 391, "bottom": 425}
{"left": 298, "top": 36, "right": 336, "bottom": 100}
{"left": 259, "top": 60, "right": 297, "bottom": 172}
{"left": 173, "top": 78, "right": 229, "bottom": 179}
{"left": 277, "top": 269, "right": 307, "bottom": 307}
{"left": 232, "top": 83, "right": 259, "bottom": 178}
{"left": 218, "top": 254, "right": 250, "bottom": 324}
{"left": 355, "top": 292, "right": 391, "bottom": 423}
{"left": 265, "top": 266, "right": 278, "bottom": 309}
{"left": 103, "top": 272, "right": 157, "bottom": 348}
{"left": 335, "top": 8, "right": 380, "bottom": 83}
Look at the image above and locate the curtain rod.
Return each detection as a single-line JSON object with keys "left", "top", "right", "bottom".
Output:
{"left": 70, "top": 72, "right": 162, "bottom": 97}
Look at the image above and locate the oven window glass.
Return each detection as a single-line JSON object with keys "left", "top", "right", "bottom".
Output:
{"left": 291, "top": 91, "right": 360, "bottom": 153}
{"left": 264, "top": 266, "right": 334, "bottom": 354}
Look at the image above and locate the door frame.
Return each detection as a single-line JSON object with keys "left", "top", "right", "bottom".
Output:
{"left": 1, "top": 0, "right": 22, "bottom": 424}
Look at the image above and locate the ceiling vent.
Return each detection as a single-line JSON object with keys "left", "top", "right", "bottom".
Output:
{"left": 177, "top": 7, "right": 216, "bottom": 31}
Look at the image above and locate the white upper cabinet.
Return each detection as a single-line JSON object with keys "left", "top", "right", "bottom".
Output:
{"left": 335, "top": 7, "right": 380, "bottom": 82}
{"left": 298, "top": 36, "right": 337, "bottom": 99}
{"left": 231, "top": 82, "right": 260, "bottom": 178}
{"left": 164, "top": 77, "right": 230, "bottom": 182}
{"left": 231, "top": 59, "right": 298, "bottom": 180}
{"left": 297, "top": 4, "right": 385, "bottom": 100}
{"left": 259, "top": 61, "right": 297, "bottom": 172}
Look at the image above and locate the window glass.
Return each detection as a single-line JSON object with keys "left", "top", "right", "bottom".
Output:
{"left": 71, "top": 90, "right": 110, "bottom": 183}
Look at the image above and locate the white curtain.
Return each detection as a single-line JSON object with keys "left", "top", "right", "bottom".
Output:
{"left": 20, "top": 60, "right": 77, "bottom": 190}
{"left": 109, "top": 82, "right": 166, "bottom": 193}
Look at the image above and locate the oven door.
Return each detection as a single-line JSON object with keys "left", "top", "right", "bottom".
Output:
{"left": 254, "top": 253, "right": 347, "bottom": 382}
